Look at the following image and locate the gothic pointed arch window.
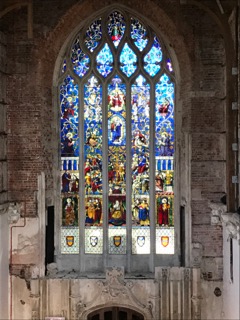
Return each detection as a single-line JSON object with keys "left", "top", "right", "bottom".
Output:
{"left": 58, "top": 8, "right": 176, "bottom": 268}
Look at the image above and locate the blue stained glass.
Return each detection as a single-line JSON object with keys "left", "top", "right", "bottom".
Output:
{"left": 85, "top": 19, "right": 102, "bottom": 52}
{"left": 84, "top": 76, "right": 103, "bottom": 198}
{"left": 108, "top": 75, "right": 126, "bottom": 147}
{"left": 108, "top": 75, "right": 127, "bottom": 220}
{"left": 60, "top": 12, "right": 176, "bottom": 255}
{"left": 144, "top": 36, "right": 162, "bottom": 76}
{"left": 119, "top": 43, "right": 137, "bottom": 77}
{"left": 60, "top": 75, "right": 79, "bottom": 157}
{"left": 61, "top": 58, "right": 66, "bottom": 74}
{"left": 131, "top": 75, "right": 150, "bottom": 226}
{"left": 107, "top": 11, "right": 126, "bottom": 47}
{"left": 167, "top": 58, "right": 173, "bottom": 72}
{"left": 96, "top": 43, "right": 113, "bottom": 77}
{"left": 71, "top": 37, "right": 90, "bottom": 77}
{"left": 131, "top": 18, "right": 148, "bottom": 51}
{"left": 155, "top": 74, "right": 174, "bottom": 157}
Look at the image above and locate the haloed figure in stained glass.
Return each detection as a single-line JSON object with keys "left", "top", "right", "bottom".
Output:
{"left": 62, "top": 197, "right": 78, "bottom": 226}
{"left": 59, "top": 9, "right": 175, "bottom": 255}
{"left": 109, "top": 197, "right": 126, "bottom": 226}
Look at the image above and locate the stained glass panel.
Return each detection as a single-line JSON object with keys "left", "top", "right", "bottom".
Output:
{"left": 144, "top": 36, "right": 162, "bottom": 77}
{"left": 96, "top": 43, "right": 113, "bottom": 78}
{"left": 119, "top": 43, "right": 137, "bottom": 77}
{"left": 61, "top": 169, "right": 79, "bottom": 193}
{"left": 109, "top": 227, "right": 127, "bottom": 254}
{"left": 62, "top": 196, "right": 79, "bottom": 226}
{"left": 84, "top": 76, "right": 103, "bottom": 197}
{"left": 132, "top": 227, "right": 150, "bottom": 254}
{"left": 155, "top": 74, "right": 174, "bottom": 157}
{"left": 108, "top": 75, "right": 126, "bottom": 253}
{"left": 167, "top": 58, "right": 173, "bottom": 73}
{"left": 155, "top": 73, "right": 174, "bottom": 254}
{"left": 60, "top": 75, "right": 79, "bottom": 157}
{"left": 156, "top": 227, "right": 174, "bottom": 254}
{"left": 85, "top": 19, "right": 102, "bottom": 52}
{"left": 131, "top": 18, "right": 148, "bottom": 51}
{"left": 85, "top": 227, "right": 103, "bottom": 254}
{"left": 71, "top": 37, "right": 90, "bottom": 77}
{"left": 61, "top": 227, "right": 79, "bottom": 254}
{"left": 107, "top": 11, "right": 125, "bottom": 47}
{"left": 131, "top": 75, "right": 150, "bottom": 227}
{"left": 60, "top": 75, "right": 80, "bottom": 254}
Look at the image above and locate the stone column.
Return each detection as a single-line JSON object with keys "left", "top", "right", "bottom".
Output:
{"left": 30, "top": 279, "right": 40, "bottom": 320}
{"left": 191, "top": 268, "right": 201, "bottom": 320}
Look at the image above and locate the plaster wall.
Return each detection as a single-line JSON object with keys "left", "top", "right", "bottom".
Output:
{"left": 201, "top": 281, "right": 224, "bottom": 320}
{"left": 222, "top": 226, "right": 240, "bottom": 320}
{"left": 0, "top": 210, "right": 9, "bottom": 319}
{"left": 11, "top": 217, "right": 39, "bottom": 265}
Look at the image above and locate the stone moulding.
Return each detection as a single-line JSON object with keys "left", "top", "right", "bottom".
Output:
{"left": 32, "top": 267, "right": 199, "bottom": 320}
{"left": 71, "top": 267, "right": 154, "bottom": 319}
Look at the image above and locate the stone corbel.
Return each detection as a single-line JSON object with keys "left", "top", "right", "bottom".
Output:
{"left": 221, "top": 213, "right": 240, "bottom": 240}
{"left": 8, "top": 202, "right": 21, "bottom": 224}
{"left": 209, "top": 201, "right": 240, "bottom": 240}
{"left": 209, "top": 202, "right": 227, "bottom": 226}
{"left": 0, "top": 202, "right": 21, "bottom": 224}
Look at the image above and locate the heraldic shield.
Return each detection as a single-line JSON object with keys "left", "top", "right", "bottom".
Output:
{"left": 66, "top": 235, "right": 74, "bottom": 247}
{"left": 137, "top": 236, "right": 145, "bottom": 247}
{"left": 161, "top": 236, "right": 169, "bottom": 247}
{"left": 90, "top": 236, "right": 98, "bottom": 247}
{"left": 113, "top": 235, "right": 121, "bottom": 247}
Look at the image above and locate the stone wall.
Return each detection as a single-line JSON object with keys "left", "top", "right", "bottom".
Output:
{"left": 12, "top": 267, "right": 196, "bottom": 320}
{"left": 0, "top": 29, "right": 9, "bottom": 319}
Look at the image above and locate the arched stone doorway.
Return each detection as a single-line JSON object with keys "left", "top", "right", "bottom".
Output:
{"left": 87, "top": 306, "right": 144, "bottom": 320}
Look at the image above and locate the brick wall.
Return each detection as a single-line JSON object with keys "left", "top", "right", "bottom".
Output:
{"left": 0, "top": 30, "right": 7, "bottom": 204}
{"left": 1, "top": 0, "right": 236, "bottom": 279}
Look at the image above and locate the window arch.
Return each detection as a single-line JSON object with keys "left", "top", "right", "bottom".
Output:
{"left": 58, "top": 8, "right": 176, "bottom": 267}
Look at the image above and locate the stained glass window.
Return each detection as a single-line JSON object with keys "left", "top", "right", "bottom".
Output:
{"left": 131, "top": 18, "right": 148, "bottom": 52}
{"left": 144, "top": 36, "right": 162, "bottom": 77}
{"left": 107, "top": 11, "right": 125, "bottom": 47}
{"left": 119, "top": 43, "right": 137, "bottom": 77}
{"left": 59, "top": 9, "right": 175, "bottom": 257}
{"left": 85, "top": 19, "right": 102, "bottom": 52}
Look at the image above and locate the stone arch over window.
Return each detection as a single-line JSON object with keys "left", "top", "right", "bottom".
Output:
{"left": 52, "top": 3, "right": 191, "bottom": 273}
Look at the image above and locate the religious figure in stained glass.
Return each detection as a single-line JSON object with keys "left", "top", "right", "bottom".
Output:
{"left": 62, "top": 196, "right": 79, "bottom": 226}
{"left": 107, "top": 11, "right": 125, "bottom": 47}
{"left": 131, "top": 75, "right": 150, "bottom": 228}
{"left": 85, "top": 197, "right": 102, "bottom": 226}
{"left": 137, "top": 198, "right": 150, "bottom": 226}
{"left": 59, "top": 9, "right": 175, "bottom": 255}
{"left": 84, "top": 76, "right": 103, "bottom": 197}
{"left": 62, "top": 171, "right": 79, "bottom": 193}
{"left": 108, "top": 196, "right": 126, "bottom": 226}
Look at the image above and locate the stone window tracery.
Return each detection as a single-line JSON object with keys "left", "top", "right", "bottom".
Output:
{"left": 58, "top": 9, "right": 175, "bottom": 258}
